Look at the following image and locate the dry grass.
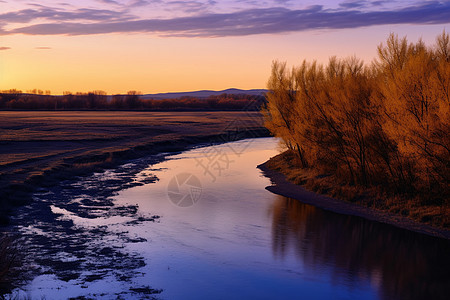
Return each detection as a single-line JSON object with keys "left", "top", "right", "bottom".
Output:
{"left": 266, "top": 150, "right": 450, "bottom": 229}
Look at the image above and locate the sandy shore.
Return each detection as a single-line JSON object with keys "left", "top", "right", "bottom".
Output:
{"left": 258, "top": 162, "right": 450, "bottom": 240}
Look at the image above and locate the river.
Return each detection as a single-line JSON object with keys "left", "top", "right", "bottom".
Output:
{"left": 5, "top": 137, "right": 449, "bottom": 299}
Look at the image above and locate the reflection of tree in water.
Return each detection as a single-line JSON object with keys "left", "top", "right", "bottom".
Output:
{"left": 270, "top": 196, "right": 450, "bottom": 300}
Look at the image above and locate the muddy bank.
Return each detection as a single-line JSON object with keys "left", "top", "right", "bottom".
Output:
{"left": 258, "top": 160, "right": 450, "bottom": 240}
{"left": 1, "top": 151, "right": 169, "bottom": 297}
{"left": 0, "top": 111, "right": 268, "bottom": 224}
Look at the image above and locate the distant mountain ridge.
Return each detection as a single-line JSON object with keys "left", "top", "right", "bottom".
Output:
{"left": 141, "top": 88, "right": 267, "bottom": 99}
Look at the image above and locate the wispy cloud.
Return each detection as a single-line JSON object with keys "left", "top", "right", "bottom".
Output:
{"left": 370, "top": 0, "right": 390, "bottom": 7}
{"left": 339, "top": 0, "right": 367, "bottom": 9}
{"left": 128, "top": 0, "right": 150, "bottom": 7}
{"left": 1, "top": 1, "right": 449, "bottom": 37}
{"left": 35, "top": 46, "right": 52, "bottom": 49}
{"left": 0, "top": 7, "right": 131, "bottom": 23}
{"left": 96, "top": 0, "right": 122, "bottom": 5}
{"left": 164, "top": 1, "right": 214, "bottom": 14}
{"left": 0, "top": 46, "right": 11, "bottom": 50}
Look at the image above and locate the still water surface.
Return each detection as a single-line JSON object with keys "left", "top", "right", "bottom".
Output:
{"left": 8, "top": 138, "right": 450, "bottom": 299}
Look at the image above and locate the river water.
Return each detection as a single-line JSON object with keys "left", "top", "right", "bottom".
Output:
{"left": 5, "top": 138, "right": 449, "bottom": 299}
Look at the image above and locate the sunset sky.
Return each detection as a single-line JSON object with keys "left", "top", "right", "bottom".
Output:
{"left": 0, "top": 0, "right": 449, "bottom": 94}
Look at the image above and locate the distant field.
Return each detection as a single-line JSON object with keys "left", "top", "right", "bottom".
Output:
{"left": 0, "top": 110, "right": 264, "bottom": 174}
{"left": 0, "top": 111, "right": 266, "bottom": 222}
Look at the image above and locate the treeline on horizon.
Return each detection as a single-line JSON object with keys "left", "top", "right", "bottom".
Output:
{"left": 263, "top": 32, "right": 449, "bottom": 205}
{"left": 0, "top": 91, "right": 265, "bottom": 111}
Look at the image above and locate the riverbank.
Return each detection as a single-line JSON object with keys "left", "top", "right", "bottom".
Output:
{"left": 0, "top": 111, "right": 268, "bottom": 224}
{"left": 258, "top": 151, "right": 450, "bottom": 240}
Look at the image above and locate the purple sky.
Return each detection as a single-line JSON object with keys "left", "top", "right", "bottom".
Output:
{"left": 1, "top": 1, "right": 449, "bottom": 93}
{"left": 1, "top": 0, "right": 449, "bottom": 36}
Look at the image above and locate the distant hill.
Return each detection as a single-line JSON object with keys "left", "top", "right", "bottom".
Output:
{"left": 141, "top": 88, "right": 267, "bottom": 100}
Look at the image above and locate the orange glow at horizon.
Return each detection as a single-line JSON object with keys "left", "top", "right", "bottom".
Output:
{"left": 1, "top": 25, "right": 447, "bottom": 95}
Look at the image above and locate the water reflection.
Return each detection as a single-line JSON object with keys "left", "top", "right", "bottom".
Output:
{"left": 5, "top": 137, "right": 449, "bottom": 299}
{"left": 270, "top": 195, "right": 450, "bottom": 300}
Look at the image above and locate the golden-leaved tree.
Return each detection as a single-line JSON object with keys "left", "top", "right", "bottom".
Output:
{"left": 377, "top": 32, "right": 449, "bottom": 194}
{"left": 263, "top": 31, "right": 449, "bottom": 200}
